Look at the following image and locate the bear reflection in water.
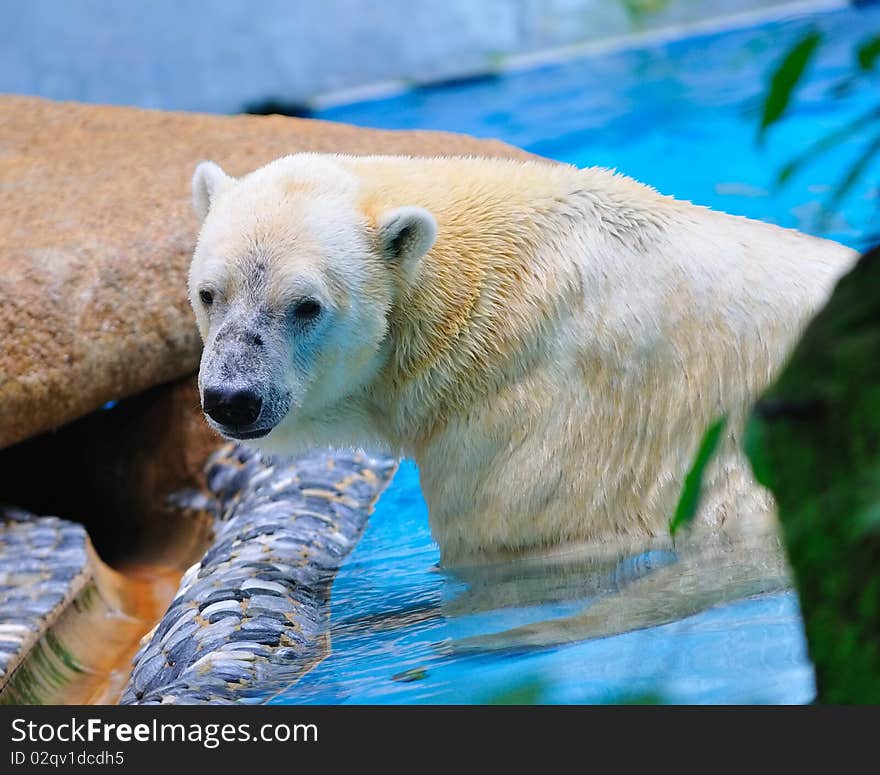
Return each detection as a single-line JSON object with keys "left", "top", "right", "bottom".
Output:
{"left": 330, "top": 528, "right": 789, "bottom": 652}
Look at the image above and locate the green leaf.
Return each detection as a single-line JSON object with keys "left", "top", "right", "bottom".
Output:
{"left": 669, "top": 417, "right": 727, "bottom": 537}
{"left": 620, "top": 0, "right": 671, "bottom": 24}
{"left": 776, "top": 105, "right": 880, "bottom": 186}
{"left": 744, "top": 417, "right": 772, "bottom": 489}
{"left": 759, "top": 31, "right": 823, "bottom": 140}
{"left": 828, "top": 133, "right": 880, "bottom": 210}
{"left": 857, "top": 36, "right": 880, "bottom": 71}
{"left": 488, "top": 679, "right": 546, "bottom": 705}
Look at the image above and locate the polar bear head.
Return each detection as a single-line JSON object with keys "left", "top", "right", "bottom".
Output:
{"left": 188, "top": 154, "right": 436, "bottom": 449}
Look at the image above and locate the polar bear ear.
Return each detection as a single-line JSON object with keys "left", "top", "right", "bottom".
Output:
{"left": 192, "top": 161, "right": 232, "bottom": 221}
{"left": 377, "top": 207, "right": 437, "bottom": 278}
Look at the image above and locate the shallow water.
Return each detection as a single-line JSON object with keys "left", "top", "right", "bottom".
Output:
{"left": 274, "top": 4, "right": 880, "bottom": 704}
{"left": 277, "top": 466, "right": 811, "bottom": 704}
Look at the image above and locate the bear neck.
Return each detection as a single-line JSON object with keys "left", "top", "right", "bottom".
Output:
{"left": 337, "top": 155, "right": 860, "bottom": 560}
{"left": 359, "top": 159, "right": 593, "bottom": 457}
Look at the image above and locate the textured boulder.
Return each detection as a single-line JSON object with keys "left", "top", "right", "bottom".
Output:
{"left": 0, "top": 95, "right": 533, "bottom": 449}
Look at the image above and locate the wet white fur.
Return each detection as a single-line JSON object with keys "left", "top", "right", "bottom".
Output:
{"left": 190, "top": 154, "right": 857, "bottom": 564}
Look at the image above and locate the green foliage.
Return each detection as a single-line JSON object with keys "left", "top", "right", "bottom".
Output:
{"left": 669, "top": 417, "right": 727, "bottom": 537}
{"left": 488, "top": 679, "right": 547, "bottom": 705}
{"left": 776, "top": 106, "right": 880, "bottom": 186}
{"left": 857, "top": 35, "right": 880, "bottom": 71}
{"left": 828, "top": 134, "right": 880, "bottom": 212}
{"left": 759, "top": 30, "right": 880, "bottom": 226}
{"left": 745, "top": 246, "right": 880, "bottom": 703}
{"left": 758, "top": 31, "right": 823, "bottom": 140}
{"left": 620, "top": 0, "right": 671, "bottom": 24}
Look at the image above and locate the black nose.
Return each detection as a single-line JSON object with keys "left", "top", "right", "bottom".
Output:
{"left": 202, "top": 386, "right": 263, "bottom": 427}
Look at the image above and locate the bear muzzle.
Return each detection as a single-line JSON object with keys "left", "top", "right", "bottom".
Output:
{"left": 202, "top": 385, "right": 271, "bottom": 439}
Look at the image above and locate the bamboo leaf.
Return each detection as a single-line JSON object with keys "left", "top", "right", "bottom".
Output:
{"left": 828, "top": 134, "right": 880, "bottom": 210}
{"left": 776, "top": 105, "right": 880, "bottom": 186}
{"left": 669, "top": 417, "right": 727, "bottom": 537}
{"left": 489, "top": 679, "right": 546, "bottom": 705}
{"left": 857, "top": 36, "right": 880, "bottom": 71}
{"left": 759, "top": 31, "right": 823, "bottom": 139}
{"left": 620, "top": 0, "right": 671, "bottom": 24}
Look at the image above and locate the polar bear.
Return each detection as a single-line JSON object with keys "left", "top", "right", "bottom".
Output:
{"left": 188, "top": 153, "right": 856, "bottom": 568}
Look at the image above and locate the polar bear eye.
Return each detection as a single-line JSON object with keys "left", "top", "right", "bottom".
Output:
{"left": 199, "top": 289, "right": 214, "bottom": 307}
{"left": 292, "top": 298, "right": 322, "bottom": 323}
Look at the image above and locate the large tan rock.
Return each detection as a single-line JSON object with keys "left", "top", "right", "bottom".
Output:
{"left": 0, "top": 95, "right": 533, "bottom": 449}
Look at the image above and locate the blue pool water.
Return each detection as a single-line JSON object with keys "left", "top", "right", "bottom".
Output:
{"left": 274, "top": 3, "right": 880, "bottom": 704}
